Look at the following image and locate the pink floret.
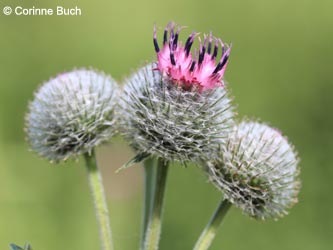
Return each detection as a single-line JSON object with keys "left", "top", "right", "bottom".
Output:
{"left": 153, "top": 23, "right": 231, "bottom": 91}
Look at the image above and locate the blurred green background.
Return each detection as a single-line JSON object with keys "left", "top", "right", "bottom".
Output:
{"left": 0, "top": 0, "right": 332, "bottom": 249}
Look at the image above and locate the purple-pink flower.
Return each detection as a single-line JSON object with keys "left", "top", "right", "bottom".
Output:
{"left": 153, "top": 22, "right": 231, "bottom": 91}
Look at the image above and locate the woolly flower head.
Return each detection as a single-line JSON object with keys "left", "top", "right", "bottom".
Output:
{"left": 26, "top": 69, "right": 119, "bottom": 162}
{"left": 121, "top": 23, "right": 234, "bottom": 163}
{"left": 121, "top": 63, "right": 234, "bottom": 163}
{"left": 206, "top": 121, "right": 300, "bottom": 220}
{"left": 153, "top": 22, "right": 231, "bottom": 91}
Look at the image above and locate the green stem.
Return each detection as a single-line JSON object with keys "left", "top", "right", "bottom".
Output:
{"left": 193, "top": 199, "right": 231, "bottom": 250}
{"left": 144, "top": 158, "right": 169, "bottom": 250}
{"left": 84, "top": 150, "right": 113, "bottom": 250}
{"left": 141, "top": 157, "right": 157, "bottom": 250}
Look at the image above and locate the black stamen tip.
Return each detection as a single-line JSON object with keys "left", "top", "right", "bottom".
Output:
{"left": 173, "top": 33, "right": 179, "bottom": 49}
{"left": 185, "top": 33, "right": 196, "bottom": 57}
{"left": 207, "top": 41, "right": 212, "bottom": 54}
{"left": 198, "top": 50, "right": 205, "bottom": 65}
{"left": 201, "top": 46, "right": 206, "bottom": 55}
{"left": 185, "top": 40, "right": 194, "bottom": 57}
{"left": 220, "top": 55, "right": 229, "bottom": 68}
{"left": 170, "top": 53, "right": 176, "bottom": 65}
{"left": 212, "top": 44, "right": 218, "bottom": 59}
{"left": 207, "top": 33, "right": 212, "bottom": 54}
{"left": 184, "top": 36, "right": 191, "bottom": 49}
{"left": 190, "top": 61, "right": 196, "bottom": 72}
{"left": 163, "top": 29, "right": 168, "bottom": 45}
{"left": 212, "top": 55, "right": 229, "bottom": 74}
{"left": 154, "top": 38, "right": 160, "bottom": 53}
{"left": 212, "top": 62, "right": 221, "bottom": 74}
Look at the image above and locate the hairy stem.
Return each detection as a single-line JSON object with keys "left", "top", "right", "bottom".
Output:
{"left": 144, "top": 158, "right": 169, "bottom": 250}
{"left": 84, "top": 150, "right": 113, "bottom": 250}
{"left": 193, "top": 199, "right": 231, "bottom": 250}
{"left": 141, "top": 157, "right": 157, "bottom": 250}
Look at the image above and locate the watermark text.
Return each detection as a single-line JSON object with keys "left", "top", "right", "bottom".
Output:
{"left": 3, "top": 6, "right": 82, "bottom": 16}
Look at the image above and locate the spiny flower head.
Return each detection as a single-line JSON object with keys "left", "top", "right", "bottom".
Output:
{"left": 206, "top": 121, "right": 300, "bottom": 220}
{"left": 26, "top": 69, "right": 119, "bottom": 162}
{"left": 121, "top": 63, "right": 234, "bottom": 163}
{"left": 154, "top": 22, "right": 231, "bottom": 91}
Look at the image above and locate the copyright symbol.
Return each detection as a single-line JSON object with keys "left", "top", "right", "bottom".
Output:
{"left": 3, "top": 6, "right": 12, "bottom": 15}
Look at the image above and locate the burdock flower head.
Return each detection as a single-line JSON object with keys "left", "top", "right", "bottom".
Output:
{"left": 121, "top": 22, "right": 234, "bottom": 163}
{"left": 154, "top": 23, "right": 231, "bottom": 91}
{"left": 26, "top": 69, "right": 119, "bottom": 162}
{"left": 206, "top": 121, "right": 300, "bottom": 220}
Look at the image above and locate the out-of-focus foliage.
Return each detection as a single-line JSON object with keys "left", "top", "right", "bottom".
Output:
{"left": 0, "top": 0, "right": 332, "bottom": 250}
{"left": 10, "top": 243, "right": 32, "bottom": 250}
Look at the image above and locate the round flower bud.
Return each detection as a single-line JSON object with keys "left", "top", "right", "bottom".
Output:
{"left": 121, "top": 63, "right": 234, "bottom": 163}
{"left": 26, "top": 69, "right": 119, "bottom": 162}
{"left": 206, "top": 121, "right": 300, "bottom": 220}
{"left": 120, "top": 23, "right": 234, "bottom": 164}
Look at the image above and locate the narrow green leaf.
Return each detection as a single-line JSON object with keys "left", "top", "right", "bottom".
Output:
{"left": 116, "top": 152, "right": 150, "bottom": 173}
{"left": 10, "top": 243, "right": 32, "bottom": 250}
{"left": 10, "top": 244, "right": 23, "bottom": 250}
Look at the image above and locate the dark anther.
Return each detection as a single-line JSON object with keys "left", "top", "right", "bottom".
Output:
{"left": 154, "top": 38, "right": 160, "bottom": 53}
{"left": 190, "top": 61, "right": 196, "bottom": 72}
{"left": 212, "top": 55, "right": 229, "bottom": 74}
{"left": 220, "top": 55, "right": 229, "bottom": 68}
{"left": 212, "top": 43, "right": 218, "bottom": 59}
{"left": 199, "top": 36, "right": 206, "bottom": 63}
{"left": 173, "top": 32, "right": 179, "bottom": 49}
{"left": 184, "top": 35, "right": 191, "bottom": 49}
{"left": 212, "top": 63, "right": 221, "bottom": 74}
{"left": 202, "top": 43, "right": 206, "bottom": 55}
{"left": 207, "top": 40, "right": 212, "bottom": 54}
{"left": 163, "top": 29, "right": 168, "bottom": 45}
{"left": 198, "top": 48, "right": 205, "bottom": 65}
{"left": 185, "top": 39, "right": 194, "bottom": 57}
{"left": 184, "top": 33, "right": 195, "bottom": 57}
{"left": 207, "top": 33, "right": 212, "bottom": 54}
{"left": 170, "top": 53, "right": 176, "bottom": 65}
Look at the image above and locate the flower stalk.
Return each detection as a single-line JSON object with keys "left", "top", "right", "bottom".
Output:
{"left": 193, "top": 199, "right": 231, "bottom": 250}
{"left": 143, "top": 158, "right": 169, "bottom": 250}
{"left": 84, "top": 150, "right": 113, "bottom": 250}
{"left": 141, "top": 157, "right": 157, "bottom": 250}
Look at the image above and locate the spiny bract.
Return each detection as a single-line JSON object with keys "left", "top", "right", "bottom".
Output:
{"left": 26, "top": 69, "right": 119, "bottom": 162}
{"left": 206, "top": 121, "right": 300, "bottom": 220}
{"left": 121, "top": 63, "right": 234, "bottom": 163}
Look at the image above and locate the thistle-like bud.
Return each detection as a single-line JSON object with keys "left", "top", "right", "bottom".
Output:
{"left": 206, "top": 121, "right": 300, "bottom": 220}
{"left": 121, "top": 62, "right": 234, "bottom": 163}
{"left": 26, "top": 69, "right": 119, "bottom": 162}
{"left": 121, "top": 23, "right": 234, "bottom": 163}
